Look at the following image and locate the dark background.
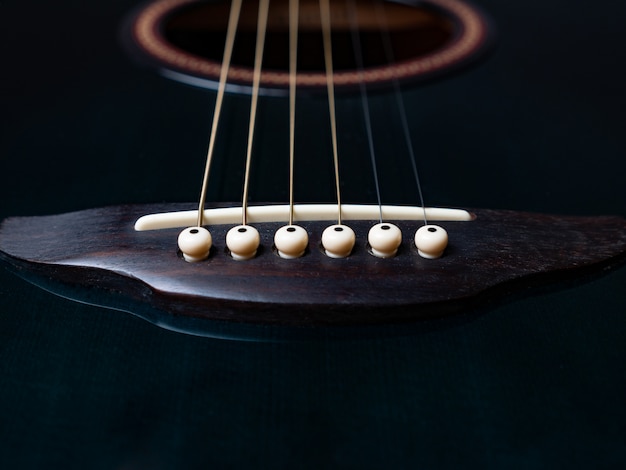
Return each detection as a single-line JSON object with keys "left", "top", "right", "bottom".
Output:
{"left": 1, "top": 0, "right": 625, "bottom": 468}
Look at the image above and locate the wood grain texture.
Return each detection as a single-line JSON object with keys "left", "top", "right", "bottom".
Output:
{"left": 1, "top": 203, "right": 625, "bottom": 328}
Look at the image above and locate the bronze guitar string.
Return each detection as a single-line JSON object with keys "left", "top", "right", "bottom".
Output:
{"left": 346, "top": 0, "right": 384, "bottom": 223}
{"left": 196, "top": 0, "right": 243, "bottom": 226}
{"left": 241, "top": 0, "right": 271, "bottom": 226}
{"left": 319, "top": 0, "right": 345, "bottom": 225}
{"left": 288, "top": 0, "right": 300, "bottom": 226}
{"left": 375, "top": 0, "right": 429, "bottom": 225}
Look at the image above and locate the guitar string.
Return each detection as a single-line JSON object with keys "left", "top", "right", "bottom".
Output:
{"left": 346, "top": 0, "right": 383, "bottom": 223}
{"left": 288, "top": 0, "right": 300, "bottom": 226}
{"left": 196, "top": 0, "right": 244, "bottom": 227}
{"left": 194, "top": 0, "right": 423, "bottom": 229}
{"left": 374, "top": 0, "right": 428, "bottom": 224}
{"left": 319, "top": 0, "right": 343, "bottom": 225}
{"left": 241, "top": 0, "right": 271, "bottom": 226}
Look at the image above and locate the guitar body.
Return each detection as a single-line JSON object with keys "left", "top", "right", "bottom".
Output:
{"left": 1, "top": 0, "right": 625, "bottom": 467}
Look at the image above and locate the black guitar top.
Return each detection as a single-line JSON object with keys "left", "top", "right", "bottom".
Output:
{"left": 1, "top": 0, "right": 625, "bottom": 468}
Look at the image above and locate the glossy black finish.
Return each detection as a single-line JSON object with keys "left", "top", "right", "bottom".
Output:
{"left": 1, "top": 0, "right": 626, "bottom": 468}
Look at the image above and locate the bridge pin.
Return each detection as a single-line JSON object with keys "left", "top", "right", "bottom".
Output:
{"left": 368, "top": 223, "right": 402, "bottom": 258}
{"left": 274, "top": 225, "right": 308, "bottom": 259}
{"left": 226, "top": 225, "right": 260, "bottom": 260}
{"left": 415, "top": 225, "right": 448, "bottom": 259}
{"left": 322, "top": 224, "right": 355, "bottom": 258}
{"left": 178, "top": 226, "right": 212, "bottom": 262}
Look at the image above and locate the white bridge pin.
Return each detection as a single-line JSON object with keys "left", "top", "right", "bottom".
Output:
{"left": 368, "top": 222, "right": 402, "bottom": 258}
{"left": 178, "top": 226, "right": 212, "bottom": 262}
{"left": 274, "top": 225, "right": 308, "bottom": 259}
{"left": 322, "top": 224, "right": 355, "bottom": 258}
{"left": 415, "top": 224, "right": 448, "bottom": 259}
{"left": 226, "top": 225, "right": 260, "bottom": 260}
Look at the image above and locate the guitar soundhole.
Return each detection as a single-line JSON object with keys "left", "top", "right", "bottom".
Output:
{"left": 128, "top": 0, "right": 490, "bottom": 90}
{"left": 163, "top": 0, "right": 452, "bottom": 71}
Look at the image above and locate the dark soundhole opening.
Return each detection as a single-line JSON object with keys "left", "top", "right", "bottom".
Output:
{"left": 162, "top": 0, "right": 455, "bottom": 73}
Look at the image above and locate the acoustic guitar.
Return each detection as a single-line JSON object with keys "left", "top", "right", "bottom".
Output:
{"left": 1, "top": 0, "right": 625, "bottom": 468}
